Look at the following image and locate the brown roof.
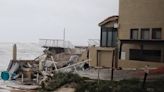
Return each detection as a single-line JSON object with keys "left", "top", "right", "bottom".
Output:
{"left": 99, "top": 15, "right": 118, "bottom": 26}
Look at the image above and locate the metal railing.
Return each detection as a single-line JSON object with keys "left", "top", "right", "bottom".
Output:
{"left": 88, "top": 39, "right": 100, "bottom": 47}
{"left": 39, "top": 39, "right": 74, "bottom": 48}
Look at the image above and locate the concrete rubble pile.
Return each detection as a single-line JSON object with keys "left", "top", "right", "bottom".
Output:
{"left": 6, "top": 44, "right": 87, "bottom": 89}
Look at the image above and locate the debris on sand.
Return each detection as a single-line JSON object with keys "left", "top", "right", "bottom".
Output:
{"left": 4, "top": 43, "right": 89, "bottom": 90}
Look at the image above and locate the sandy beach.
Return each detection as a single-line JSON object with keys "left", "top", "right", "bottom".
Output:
{"left": 0, "top": 89, "right": 36, "bottom": 92}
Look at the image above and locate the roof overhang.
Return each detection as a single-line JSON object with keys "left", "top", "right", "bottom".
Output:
{"left": 99, "top": 15, "right": 118, "bottom": 27}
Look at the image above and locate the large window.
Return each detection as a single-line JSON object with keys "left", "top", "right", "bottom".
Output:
{"left": 141, "top": 28, "right": 150, "bottom": 40}
{"left": 130, "top": 49, "right": 161, "bottom": 62}
{"left": 101, "top": 27, "right": 117, "bottom": 47}
{"left": 130, "top": 29, "right": 139, "bottom": 40}
{"left": 101, "top": 31, "right": 107, "bottom": 47}
{"left": 152, "top": 28, "right": 162, "bottom": 39}
{"left": 107, "top": 31, "right": 112, "bottom": 46}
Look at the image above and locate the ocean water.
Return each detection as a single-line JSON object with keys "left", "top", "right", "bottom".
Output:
{"left": 0, "top": 42, "right": 42, "bottom": 92}
{"left": 0, "top": 42, "right": 43, "bottom": 71}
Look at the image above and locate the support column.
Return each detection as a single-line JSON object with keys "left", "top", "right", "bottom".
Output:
{"left": 119, "top": 42, "right": 123, "bottom": 59}
{"left": 115, "top": 48, "right": 118, "bottom": 68}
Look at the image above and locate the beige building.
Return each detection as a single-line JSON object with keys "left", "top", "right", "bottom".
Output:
{"left": 118, "top": 0, "right": 164, "bottom": 62}
{"left": 87, "top": 0, "right": 164, "bottom": 68}
{"left": 87, "top": 16, "right": 118, "bottom": 68}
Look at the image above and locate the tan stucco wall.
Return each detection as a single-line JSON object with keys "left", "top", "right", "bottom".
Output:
{"left": 89, "top": 47, "right": 97, "bottom": 67}
{"left": 121, "top": 44, "right": 140, "bottom": 59}
{"left": 118, "top": 0, "right": 164, "bottom": 63}
{"left": 119, "top": 60, "right": 164, "bottom": 69}
{"left": 89, "top": 47, "right": 115, "bottom": 68}
{"left": 119, "top": 0, "right": 164, "bottom": 40}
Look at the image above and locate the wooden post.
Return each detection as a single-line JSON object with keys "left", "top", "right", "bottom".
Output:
{"left": 97, "top": 50, "right": 100, "bottom": 92}
{"left": 37, "top": 72, "right": 39, "bottom": 84}
{"left": 142, "top": 65, "right": 149, "bottom": 89}
{"left": 13, "top": 44, "right": 17, "bottom": 60}
{"left": 97, "top": 67, "right": 100, "bottom": 92}
{"left": 115, "top": 48, "right": 118, "bottom": 68}
{"left": 21, "top": 73, "right": 24, "bottom": 83}
{"left": 111, "top": 50, "right": 115, "bottom": 81}
{"left": 51, "top": 56, "right": 58, "bottom": 71}
{"left": 142, "top": 73, "right": 147, "bottom": 89}
{"left": 119, "top": 42, "right": 122, "bottom": 59}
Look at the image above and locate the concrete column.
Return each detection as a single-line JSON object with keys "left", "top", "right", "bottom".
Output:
{"left": 13, "top": 44, "right": 17, "bottom": 60}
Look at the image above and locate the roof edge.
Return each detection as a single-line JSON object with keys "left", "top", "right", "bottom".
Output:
{"left": 99, "top": 15, "right": 119, "bottom": 26}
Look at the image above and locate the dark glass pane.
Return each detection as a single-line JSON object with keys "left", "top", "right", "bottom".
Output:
{"left": 152, "top": 28, "right": 161, "bottom": 39}
{"left": 101, "top": 27, "right": 118, "bottom": 47}
{"left": 141, "top": 28, "right": 150, "bottom": 40}
{"left": 107, "top": 31, "right": 112, "bottom": 46}
{"left": 131, "top": 29, "right": 138, "bottom": 40}
{"left": 101, "top": 31, "right": 107, "bottom": 46}
{"left": 130, "top": 49, "right": 161, "bottom": 62}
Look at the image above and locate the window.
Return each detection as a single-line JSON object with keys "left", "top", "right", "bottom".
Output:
{"left": 152, "top": 28, "right": 161, "bottom": 39}
{"left": 130, "top": 29, "right": 139, "bottom": 40}
{"left": 101, "top": 31, "right": 107, "bottom": 46}
{"left": 130, "top": 49, "right": 161, "bottom": 62}
{"left": 141, "top": 28, "right": 150, "bottom": 40}
{"left": 107, "top": 31, "right": 112, "bottom": 46}
{"left": 100, "top": 27, "right": 117, "bottom": 47}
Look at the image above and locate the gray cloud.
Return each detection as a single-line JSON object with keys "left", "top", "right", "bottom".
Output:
{"left": 0, "top": 0, "right": 118, "bottom": 45}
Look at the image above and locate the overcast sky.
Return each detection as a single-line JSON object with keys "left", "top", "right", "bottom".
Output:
{"left": 0, "top": 0, "right": 118, "bottom": 45}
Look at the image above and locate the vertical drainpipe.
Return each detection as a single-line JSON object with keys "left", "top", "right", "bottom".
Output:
{"left": 13, "top": 44, "right": 17, "bottom": 60}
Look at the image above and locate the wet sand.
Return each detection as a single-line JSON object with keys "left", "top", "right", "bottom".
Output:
{"left": 10, "top": 90, "right": 36, "bottom": 92}
{"left": 0, "top": 88, "right": 74, "bottom": 92}
{"left": 0, "top": 89, "right": 36, "bottom": 92}
{"left": 55, "top": 88, "right": 75, "bottom": 92}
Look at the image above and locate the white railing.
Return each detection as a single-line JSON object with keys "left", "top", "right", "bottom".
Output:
{"left": 57, "top": 59, "right": 90, "bottom": 72}
{"left": 88, "top": 39, "right": 100, "bottom": 47}
{"left": 39, "top": 39, "right": 74, "bottom": 48}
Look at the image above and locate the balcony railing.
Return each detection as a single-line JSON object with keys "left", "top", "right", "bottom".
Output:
{"left": 39, "top": 39, "right": 74, "bottom": 48}
{"left": 88, "top": 39, "right": 100, "bottom": 47}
